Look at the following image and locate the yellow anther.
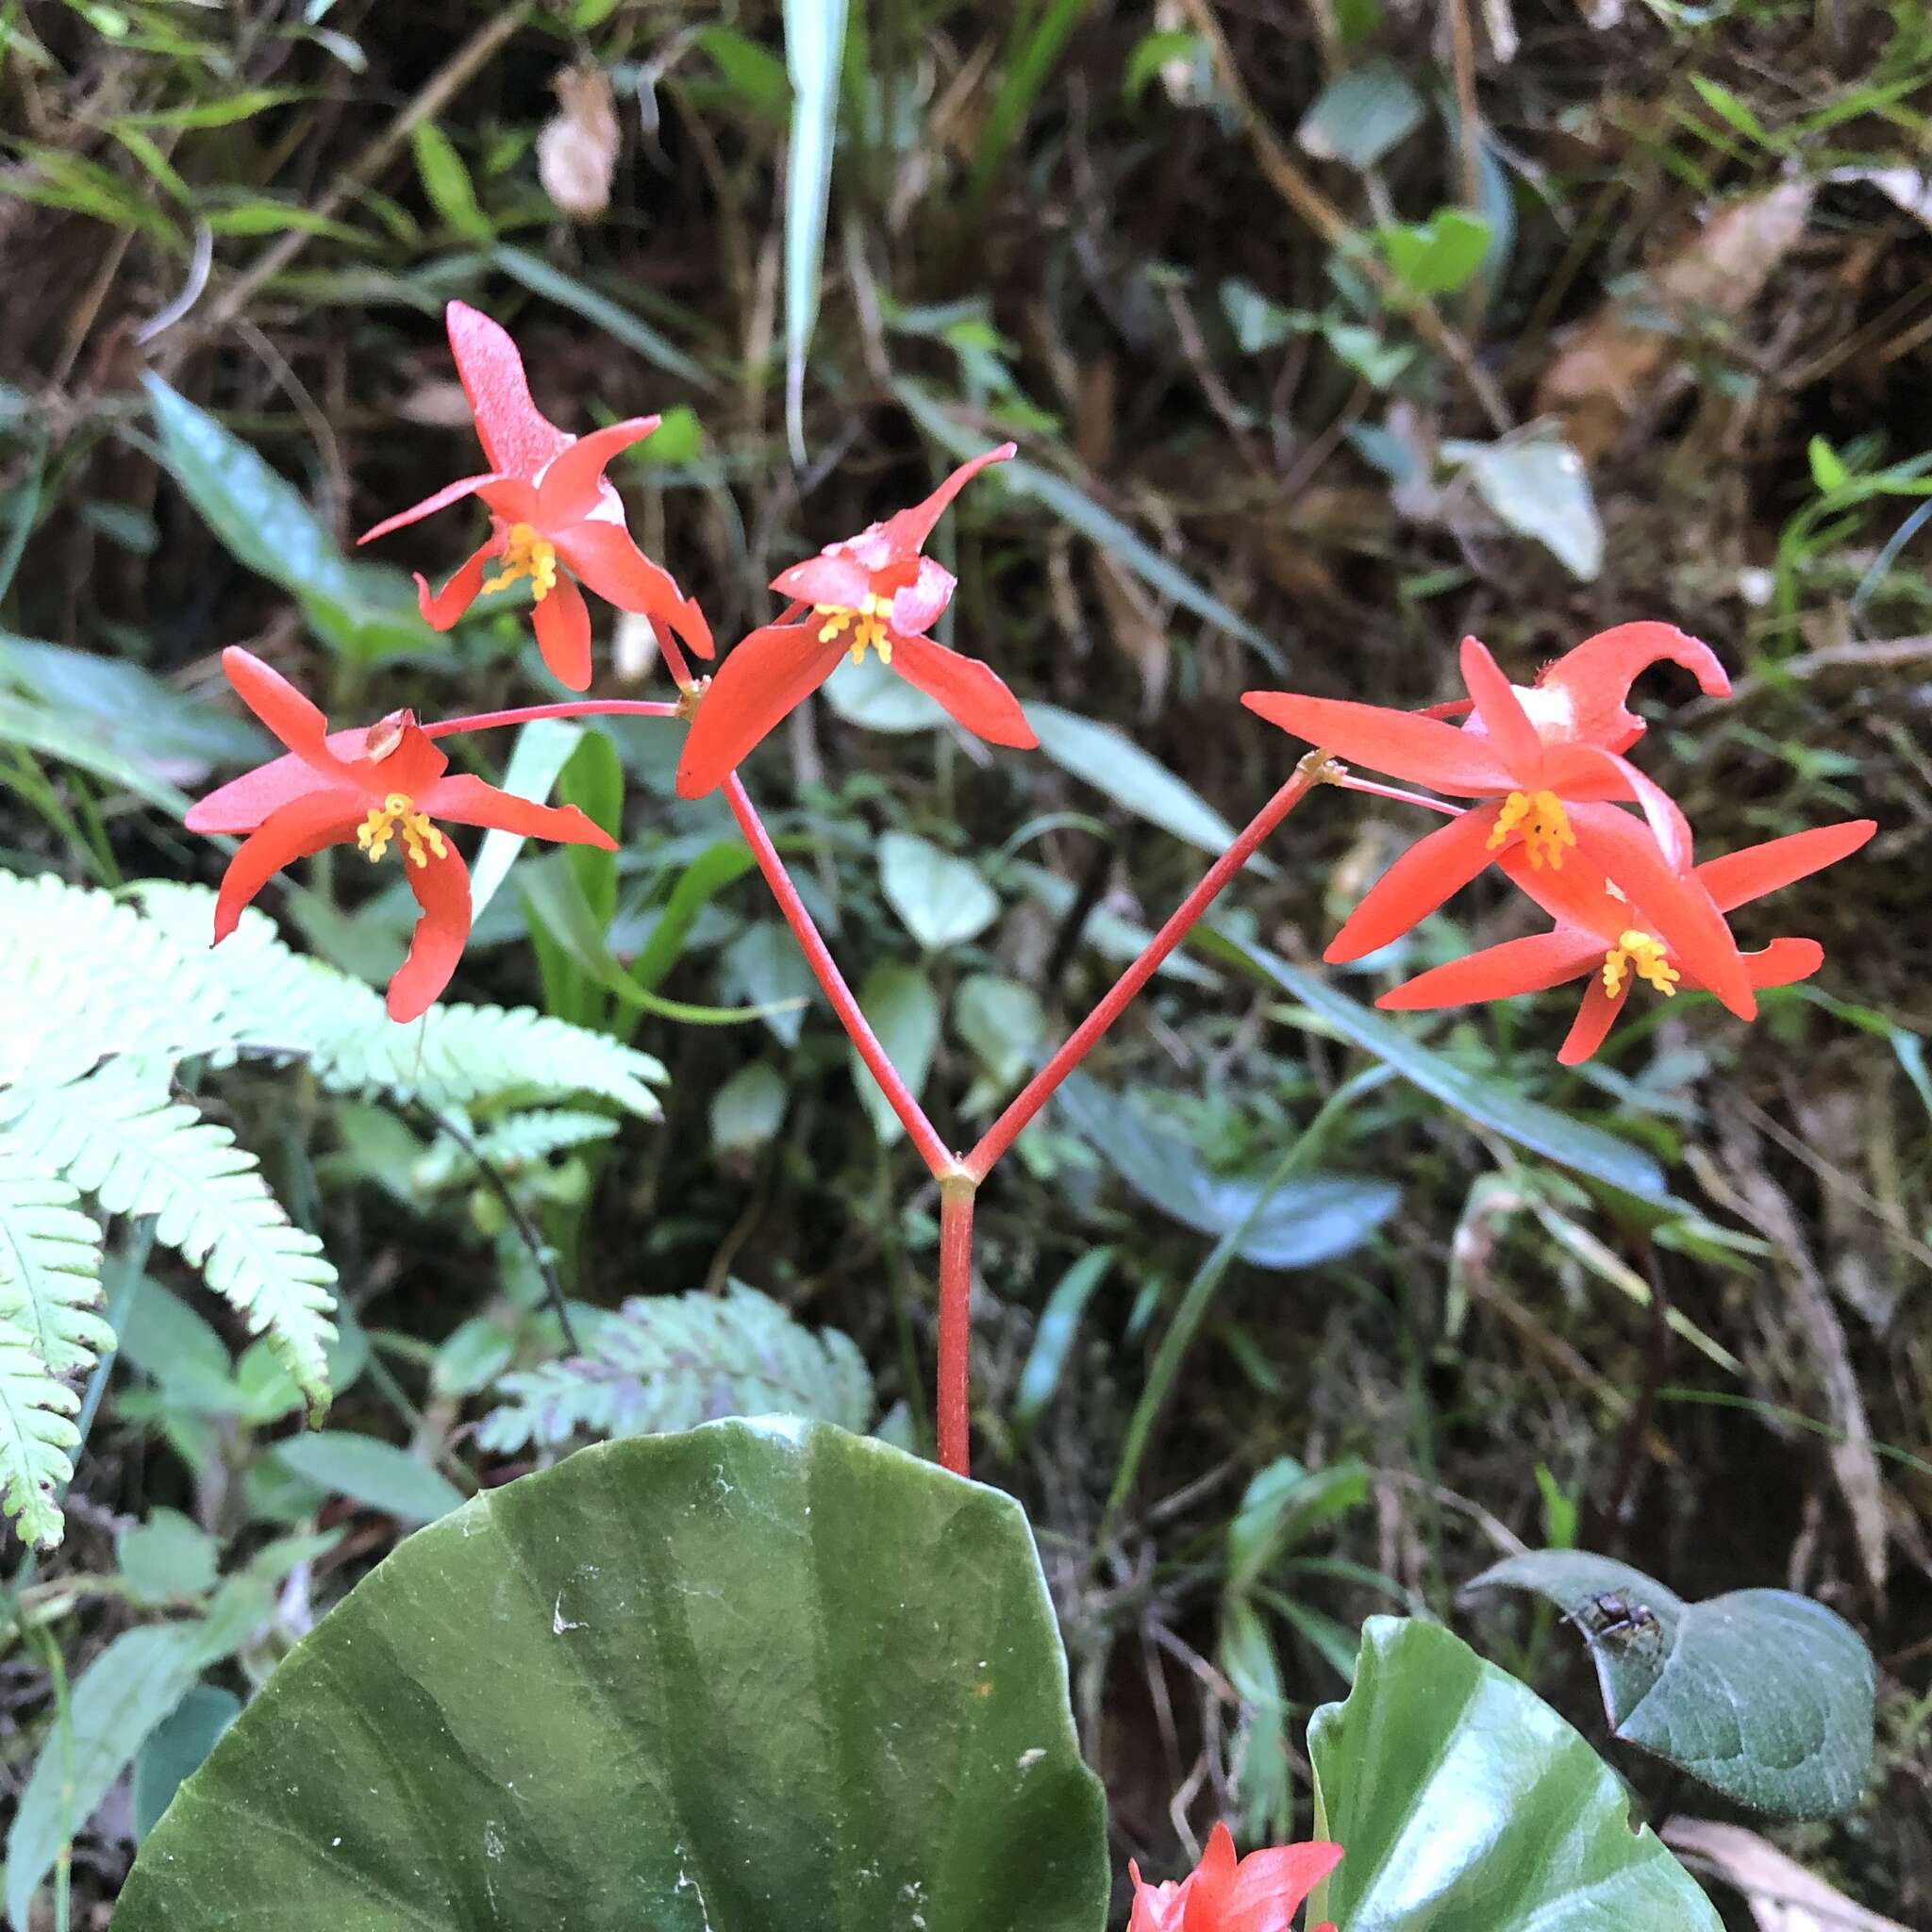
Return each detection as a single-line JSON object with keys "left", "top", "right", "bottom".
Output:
{"left": 1487, "top": 790, "right": 1577, "bottom": 871}
{"left": 1602, "top": 929, "right": 1679, "bottom": 1000}
{"left": 355, "top": 792, "right": 448, "bottom": 870}
{"left": 813, "top": 591, "right": 892, "bottom": 666}
{"left": 481, "top": 524, "right": 559, "bottom": 602}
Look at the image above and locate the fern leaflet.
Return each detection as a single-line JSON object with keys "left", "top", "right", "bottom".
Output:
{"left": 0, "top": 1311, "right": 80, "bottom": 1550}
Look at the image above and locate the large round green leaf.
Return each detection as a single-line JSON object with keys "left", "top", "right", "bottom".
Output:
{"left": 118, "top": 1420, "right": 1108, "bottom": 1932}
{"left": 1306, "top": 1617, "right": 1721, "bottom": 1931}
{"left": 1466, "top": 1549, "right": 1874, "bottom": 1819}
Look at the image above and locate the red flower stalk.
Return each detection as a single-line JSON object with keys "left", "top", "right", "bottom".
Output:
{"left": 675, "top": 442, "right": 1037, "bottom": 797}
{"left": 1381, "top": 818, "right": 1875, "bottom": 1062}
{"left": 187, "top": 649, "right": 615, "bottom": 1022}
{"left": 1127, "top": 1824, "right": 1341, "bottom": 1932}
{"left": 1242, "top": 625, "right": 1757, "bottom": 1017}
{"left": 359, "top": 301, "right": 711, "bottom": 692}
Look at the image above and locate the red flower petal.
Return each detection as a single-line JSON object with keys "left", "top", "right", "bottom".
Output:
{"left": 1457, "top": 635, "right": 1543, "bottom": 776}
{"left": 533, "top": 574, "right": 592, "bottom": 691}
{"left": 1558, "top": 976, "right": 1628, "bottom": 1064}
{"left": 1324, "top": 806, "right": 1503, "bottom": 962}
{"left": 1220, "top": 1840, "right": 1344, "bottom": 1932}
{"left": 213, "top": 791, "right": 364, "bottom": 941}
{"left": 1241, "top": 691, "right": 1514, "bottom": 794}
{"left": 535, "top": 416, "right": 659, "bottom": 526}
{"left": 1534, "top": 621, "right": 1730, "bottom": 755}
{"left": 556, "top": 522, "right": 714, "bottom": 659}
{"left": 769, "top": 550, "right": 873, "bottom": 610}
{"left": 1544, "top": 743, "right": 1693, "bottom": 871}
{"left": 874, "top": 441, "right": 1017, "bottom": 557}
{"left": 187, "top": 726, "right": 375, "bottom": 834}
{"left": 890, "top": 634, "right": 1037, "bottom": 748}
{"left": 1747, "top": 936, "right": 1825, "bottom": 988}
{"left": 445, "top": 301, "right": 571, "bottom": 480}
{"left": 421, "top": 774, "right": 616, "bottom": 849}
{"left": 889, "top": 556, "right": 958, "bottom": 638}
{"left": 1568, "top": 802, "right": 1754, "bottom": 1019}
{"left": 358, "top": 472, "right": 510, "bottom": 545}
{"left": 1181, "top": 1824, "right": 1241, "bottom": 1926}
{"left": 222, "top": 647, "right": 334, "bottom": 766}
{"left": 1694, "top": 820, "right": 1876, "bottom": 912}
{"left": 1376, "top": 929, "right": 1602, "bottom": 1009}
{"left": 675, "top": 622, "right": 847, "bottom": 798}
{"left": 388, "top": 842, "right": 472, "bottom": 1023}
{"left": 416, "top": 541, "right": 496, "bottom": 630}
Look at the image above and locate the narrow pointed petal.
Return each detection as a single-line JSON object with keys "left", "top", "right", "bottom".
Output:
{"left": 1695, "top": 820, "right": 1876, "bottom": 912}
{"left": 213, "top": 791, "right": 363, "bottom": 941}
{"left": 388, "top": 843, "right": 472, "bottom": 1023}
{"left": 874, "top": 441, "right": 1016, "bottom": 557}
{"left": 1570, "top": 802, "right": 1755, "bottom": 1019}
{"left": 675, "top": 623, "right": 847, "bottom": 798}
{"left": 888, "top": 556, "right": 958, "bottom": 638}
{"left": 532, "top": 574, "right": 592, "bottom": 691}
{"left": 557, "top": 522, "right": 714, "bottom": 658}
{"left": 1535, "top": 621, "right": 1730, "bottom": 754}
{"left": 1558, "top": 976, "right": 1628, "bottom": 1064}
{"left": 1222, "top": 1842, "right": 1345, "bottom": 1932}
{"left": 358, "top": 472, "right": 508, "bottom": 544}
{"left": 1544, "top": 744, "right": 1694, "bottom": 871}
{"left": 421, "top": 774, "right": 616, "bottom": 849}
{"left": 890, "top": 634, "right": 1037, "bottom": 748}
{"left": 222, "top": 647, "right": 332, "bottom": 764}
{"left": 534, "top": 416, "right": 659, "bottom": 525}
{"left": 1325, "top": 806, "right": 1504, "bottom": 962}
{"left": 1457, "top": 635, "right": 1543, "bottom": 775}
{"left": 445, "top": 301, "right": 571, "bottom": 479}
{"left": 1494, "top": 843, "right": 1625, "bottom": 946}
{"left": 1746, "top": 936, "right": 1825, "bottom": 989}
{"left": 1377, "top": 930, "right": 1602, "bottom": 1009}
{"left": 1241, "top": 691, "right": 1514, "bottom": 794}
{"left": 416, "top": 541, "right": 496, "bottom": 630}
{"left": 1181, "top": 1824, "right": 1241, "bottom": 1925}
{"left": 770, "top": 550, "right": 872, "bottom": 610}
{"left": 187, "top": 726, "right": 375, "bottom": 834}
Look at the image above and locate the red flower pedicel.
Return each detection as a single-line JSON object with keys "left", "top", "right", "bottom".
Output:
{"left": 675, "top": 442, "right": 1037, "bottom": 796}
{"left": 1243, "top": 625, "right": 1757, "bottom": 1017}
{"left": 1379, "top": 819, "right": 1875, "bottom": 1062}
{"left": 1127, "top": 1824, "right": 1341, "bottom": 1932}
{"left": 359, "top": 301, "right": 711, "bottom": 691}
{"left": 188, "top": 650, "right": 616, "bottom": 1022}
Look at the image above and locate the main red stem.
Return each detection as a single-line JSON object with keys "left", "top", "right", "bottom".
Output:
{"left": 936, "top": 1185, "right": 977, "bottom": 1474}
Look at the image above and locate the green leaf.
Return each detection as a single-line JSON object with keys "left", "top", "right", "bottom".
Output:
{"left": 878, "top": 831, "right": 1000, "bottom": 950}
{"left": 1011, "top": 1248, "right": 1113, "bottom": 1439}
{"left": 1025, "top": 703, "right": 1247, "bottom": 857}
{"left": 1444, "top": 436, "right": 1605, "bottom": 581}
{"left": 118, "top": 1423, "right": 1110, "bottom": 1932}
{"left": 1306, "top": 1617, "right": 1723, "bottom": 1931}
{"left": 1297, "top": 61, "right": 1424, "bottom": 170}
{"left": 1807, "top": 435, "right": 1852, "bottom": 494}
{"left": 142, "top": 375, "right": 435, "bottom": 661}
{"left": 494, "top": 246, "right": 715, "bottom": 391}
{"left": 466, "top": 719, "right": 584, "bottom": 919}
{"left": 782, "top": 0, "right": 849, "bottom": 462}
{"left": 133, "top": 1685, "right": 242, "bottom": 1843}
{"left": 0, "top": 688, "right": 193, "bottom": 819}
{"left": 409, "top": 121, "right": 492, "bottom": 240}
{"left": 850, "top": 962, "right": 940, "bottom": 1145}
{"left": 1219, "top": 937, "right": 1668, "bottom": 1198}
{"left": 1219, "top": 276, "right": 1300, "bottom": 355}
{"left": 270, "top": 1430, "right": 466, "bottom": 1525}
{"left": 824, "top": 649, "right": 948, "bottom": 731}
{"left": 952, "top": 973, "right": 1047, "bottom": 1089}
{"left": 710, "top": 1061, "right": 789, "bottom": 1156}
{"left": 1466, "top": 1551, "right": 1874, "bottom": 1818}
{"left": 1374, "top": 208, "right": 1491, "bottom": 298}
{"left": 1226, "top": 1456, "right": 1369, "bottom": 1591}
{"left": 1056, "top": 1072, "right": 1397, "bottom": 1269}
{"left": 118, "top": 1507, "right": 220, "bottom": 1605}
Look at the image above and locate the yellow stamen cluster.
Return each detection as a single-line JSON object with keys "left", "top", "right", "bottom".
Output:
{"left": 356, "top": 792, "right": 447, "bottom": 869}
{"left": 1602, "top": 929, "right": 1679, "bottom": 1000}
{"left": 482, "top": 524, "right": 559, "bottom": 602}
{"left": 815, "top": 592, "right": 892, "bottom": 666}
{"left": 1488, "top": 789, "right": 1577, "bottom": 870}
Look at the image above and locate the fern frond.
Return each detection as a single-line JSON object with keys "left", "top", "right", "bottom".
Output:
{"left": 415, "top": 1109, "right": 620, "bottom": 1191}
{"left": 14, "top": 1066, "right": 337, "bottom": 1407}
{"left": 0, "top": 1134, "right": 109, "bottom": 1375}
{"left": 478, "top": 1284, "right": 873, "bottom": 1455}
{"left": 0, "top": 1310, "right": 80, "bottom": 1550}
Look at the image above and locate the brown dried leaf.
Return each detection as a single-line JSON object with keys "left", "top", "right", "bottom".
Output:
{"left": 1090, "top": 549, "right": 1170, "bottom": 714}
{"left": 1663, "top": 1819, "right": 1909, "bottom": 1932}
{"left": 538, "top": 66, "right": 621, "bottom": 223}
{"left": 1537, "top": 181, "right": 1814, "bottom": 457}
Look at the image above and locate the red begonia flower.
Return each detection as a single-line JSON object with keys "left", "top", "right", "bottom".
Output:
{"left": 1379, "top": 819, "right": 1875, "bottom": 1062}
{"left": 358, "top": 301, "right": 711, "bottom": 691}
{"left": 674, "top": 442, "right": 1037, "bottom": 797}
{"left": 1243, "top": 627, "right": 1755, "bottom": 1017}
{"left": 190, "top": 648, "right": 615, "bottom": 1023}
{"left": 1127, "top": 1824, "right": 1341, "bottom": 1932}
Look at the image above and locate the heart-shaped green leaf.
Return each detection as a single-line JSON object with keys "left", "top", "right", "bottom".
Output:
{"left": 117, "top": 1420, "right": 1108, "bottom": 1932}
{"left": 1307, "top": 1617, "right": 1721, "bottom": 1930}
{"left": 1465, "top": 1550, "right": 1874, "bottom": 1818}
